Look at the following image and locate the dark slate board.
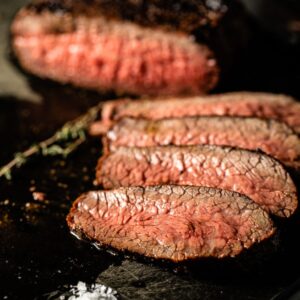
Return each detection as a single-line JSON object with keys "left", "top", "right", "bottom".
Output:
{"left": 96, "top": 259, "right": 278, "bottom": 300}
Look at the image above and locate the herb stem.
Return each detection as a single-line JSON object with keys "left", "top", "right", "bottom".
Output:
{"left": 0, "top": 102, "right": 103, "bottom": 180}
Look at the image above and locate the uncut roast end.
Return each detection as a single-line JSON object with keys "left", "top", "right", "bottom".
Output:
{"left": 11, "top": 0, "right": 219, "bottom": 96}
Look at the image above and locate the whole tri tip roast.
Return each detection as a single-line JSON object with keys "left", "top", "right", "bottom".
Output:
{"left": 96, "top": 145, "right": 298, "bottom": 218}
{"left": 67, "top": 186, "right": 275, "bottom": 262}
{"left": 91, "top": 92, "right": 300, "bottom": 135}
{"left": 105, "top": 116, "right": 300, "bottom": 169}
{"left": 10, "top": 0, "right": 238, "bottom": 96}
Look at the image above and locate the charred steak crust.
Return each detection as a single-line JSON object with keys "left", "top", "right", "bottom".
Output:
{"left": 105, "top": 116, "right": 300, "bottom": 169}
{"left": 96, "top": 92, "right": 300, "bottom": 134}
{"left": 23, "top": 0, "right": 227, "bottom": 33}
{"left": 66, "top": 186, "right": 275, "bottom": 262}
{"left": 96, "top": 145, "right": 298, "bottom": 218}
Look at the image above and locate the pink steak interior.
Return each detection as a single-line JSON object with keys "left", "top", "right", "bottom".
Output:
{"left": 12, "top": 13, "right": 219, "bottom": 95}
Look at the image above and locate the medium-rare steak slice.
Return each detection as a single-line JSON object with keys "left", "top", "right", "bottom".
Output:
{"left": 67, "top": 186, "right": 275, "bottom": 262}
{"left": 96, "top": 145, "right": 298, "bottom": 217}
{"left": 11, "top": 0, "right": 223, "bottom": 96}
{"left": 91, "top": 92, "right": 300, "bottom": 135}
{"left": 105, "top": 116, "right": 300, "bottom": 169}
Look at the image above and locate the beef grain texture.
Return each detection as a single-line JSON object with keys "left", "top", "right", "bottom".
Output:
{"left": 96, "top": 145, "right": 298, "bottom": 217}
{"left": 67, "top": 186, "right": 275, "bottom": 261}
{"left": 106, "top": 116, "right": 300, "bottom": 169}
{"left": 91, "top": 92, "right": 300, "bottom": 135}
{"left": 11, "top": 0, "right": 229, "bottom": 96}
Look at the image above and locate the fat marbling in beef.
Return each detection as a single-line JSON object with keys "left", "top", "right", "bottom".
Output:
{"left": 91, "top": 92, "right": 300, "bottom": 135}
{"left": 105, "top": 116, "right": 300, "bottom": 169}
{"left": 96, "top": 145, "right": 298, "bottom": 217}
{"left": 67, "top": 185, "right": 275, "bottom": 261}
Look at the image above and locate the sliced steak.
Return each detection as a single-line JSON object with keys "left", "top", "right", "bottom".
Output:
{"left": 96, "top": 145, "right": 298, "bottom": 217}
{"left": 91, "top": 92, "right": 300, "bottom": 135}
{"left": 11, "top": 0, "right": 222, "bottom": 96}
{"left": 105, "top": 116, "right": 300, "bottom": 169}
{"left": 67, "top": 186, "right": 275, "bottom": 261}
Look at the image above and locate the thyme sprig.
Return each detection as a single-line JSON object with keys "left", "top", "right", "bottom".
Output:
{"left": 0, "top": 103, "right": 103, "bottom": 180}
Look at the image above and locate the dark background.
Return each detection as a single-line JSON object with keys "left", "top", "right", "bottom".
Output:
{"left": 0, "top": 1, "right": 299, "bottom": 299}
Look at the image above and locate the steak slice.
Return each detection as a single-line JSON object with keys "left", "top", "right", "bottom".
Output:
{"left": 96, "top": 145, "right": 298, "bottom": 217}
{"left": 91, "top": 92, "right": 300, "bottom": 135}
{"left": 105, "top": 116, "right": 300, "bottom": 169}
{"left": 11, "top": 0, "right": 220, "bottom": 96}
{"left": 66, "top": 186, "right": 275, "bottom": 262}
